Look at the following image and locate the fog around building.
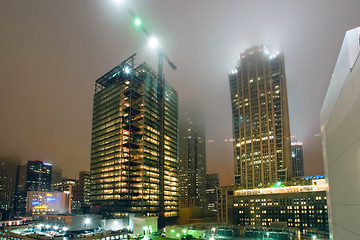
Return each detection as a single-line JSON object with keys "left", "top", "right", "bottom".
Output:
{"left": 1, "top": 0, "right": 359, "bottom": 185}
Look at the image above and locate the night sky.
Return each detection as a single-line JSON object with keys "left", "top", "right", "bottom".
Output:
{"left": 1, "top": 0, "right": 359, "bottom": 185}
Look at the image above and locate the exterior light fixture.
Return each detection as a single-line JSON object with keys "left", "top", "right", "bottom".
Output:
{"left": 149, "top": 37, "right": 159, "bottom": 49}
{"left": 135, "top": 18, "right": 141, "bottom": 27}
{"left": 124, "top": 66, "right": 130, "bottom": 74}
{"left": 84, "top": 218, "right": 91, "bottom": 225}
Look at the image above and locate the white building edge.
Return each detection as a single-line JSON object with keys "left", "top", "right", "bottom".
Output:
{"left": 321, "top": 26, "right": 360, "bottom": 240}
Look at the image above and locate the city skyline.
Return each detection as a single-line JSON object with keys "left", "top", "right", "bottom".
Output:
{"left": 1, "top": 0, "right": 360, "bottom": 185}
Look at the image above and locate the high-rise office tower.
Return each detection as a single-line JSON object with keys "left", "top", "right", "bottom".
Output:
{"left": 14, "top": 160, "right": 52, "bottom": 216}
{"left": 179, "top": 114, "right": 206, "bottom": 209}
{"left": 90, "top": 55, "right": 179, "bottom": 224}
{"left": 0, "top": 157, "right": 19, "bottom": 219}
{"left": 205, "top": 173, "right": 219, "bottom": 214}
{"left": 229, "top": 45, "right": 291, "bottom": 189}
{"left": 291, "top": 137, "right": 304, "bottom": 177}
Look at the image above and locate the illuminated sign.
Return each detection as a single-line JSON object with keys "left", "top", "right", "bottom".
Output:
{"left": 46, "top": 197, "right": 56, "bottom": 202}
{"left": 46, "top": 194, "right": 53, "bottom": 196}
{"left": 32, "top": 201, "right": 40, "bottom": 206}
{"left": 34, "top": 205, "right": 47, "bottom": 209}
{"left": 43, "top": 162, "right": 52, "bottom": 166}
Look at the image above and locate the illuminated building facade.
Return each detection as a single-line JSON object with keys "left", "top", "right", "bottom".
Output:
{"left": 218, "top": 179, "right": 328, "bottom": 229}
{"left": 179, "top": 114, "right": 206, "bottom": 209}
{"left": 291, "top": 137, "right": 304, "bottom": 177}
{"left": 229, "top": 45, "right": 291, "bottom": 189}
{"left": 14, "top": 160, "right": 53, "bottom": 216}
{"left": 52, "top": 179, "right": 76, "bottom": 193}
{"left": 205, "top": 173, "right": 219, "bottom": 214}
{"left": 90, "top": 55, "right": 179, "bottom": 223}
{"left": 26, "top": 191, "right": 70, "bottom": 214}
{"left": 52, "top": 179, "right": 76, "bottom": 214}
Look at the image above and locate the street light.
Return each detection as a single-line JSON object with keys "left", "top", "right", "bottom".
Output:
{"left": 84, "top": 218, "right": 91, "bottom": 225}
{"left": 84, "top": 218, "right": 91, "bottom": 230}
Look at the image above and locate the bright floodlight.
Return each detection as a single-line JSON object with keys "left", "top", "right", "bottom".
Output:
{"left": 37, "top": 224, "right": 43, "bottom": 228}
{"left": 149, "top": 36, "right": 159, "bottom": 49}
{"left": 53, "top": 225, "right": 59, "bottom": 230}
{"left": 46, "top": 225, "right": 50, "bottom": 228}
{"left": 210, "top": 238, "right": 215, "bottom": 240}
{"left": 124, "top": 66, "right": 130, "bottom": 74}
{"left": 63, "top": 227, "right": 68, "bottom": 231}
{"left": 135, "top": 18, "right": 141, "bottom": 26}
{"left": 84, "top": 218, "right": 91, "bottom": 224}
{"left": 312, "top": 236, "right": 317, "bottom": 240}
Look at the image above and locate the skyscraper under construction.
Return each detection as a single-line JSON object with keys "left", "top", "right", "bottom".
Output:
{"left": 229, "top": 45, "right": 291, "bottom": 189}
{"left": 90, "top": 54, "right": 179, "bottom": 224}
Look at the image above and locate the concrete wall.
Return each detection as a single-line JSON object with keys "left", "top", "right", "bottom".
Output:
{"left": 321, "top": 26, "right": 360, "bottom": 240}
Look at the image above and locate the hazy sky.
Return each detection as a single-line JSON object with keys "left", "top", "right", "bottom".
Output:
{"left": 1, "top": 0, "right": 359, "bottom": 185}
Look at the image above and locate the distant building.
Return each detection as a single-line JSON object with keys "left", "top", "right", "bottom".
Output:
{"left": 179, "top": 114, "right": 206, "bottom": 209}
{"left": 217, "top": 179, "right": 328, "bottom": 229}
{"left": 90, "top": 55, "right": 179, "bottom": 225}
{"left": 51, "top": 166, "right": 63, "bottom": 186}
{"left": 26, "top": 191, "right": 71, "bottom": 214}
{"left": 72, "top": 171, "right": 90, "bottom": 213}
{"left": 205, "top": 173, "right": 219, "bottom": 214}
{"left": 320, "top": 26, "right": 360, "bottom": 240}
{"left": 52, "top": 179, "right": 76, "bottom": 193}
{"left": 14, "top": 160, "right": 52, "bottom": 216}
{"left": 52, "top": 179, "right": 76, "bottom": 214}
{"left": 291, "top": 137, "right": 304, "bottom": 177}
{"left": 229, "top": 45, "right": 291, "bottom": 188}
{"left": 0, "top": 157, "right": 19, "bottom": 220}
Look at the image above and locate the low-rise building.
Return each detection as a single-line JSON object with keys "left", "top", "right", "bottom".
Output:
{"left": 26, "top": 191, "right": 71, "bottom": 214}
{"left": 218, "top": 179, "right": 328, "bottom": 229}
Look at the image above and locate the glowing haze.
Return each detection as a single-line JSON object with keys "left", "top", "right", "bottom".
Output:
{"left": 0, "top": 0, "right": 359, "bottom": 185}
